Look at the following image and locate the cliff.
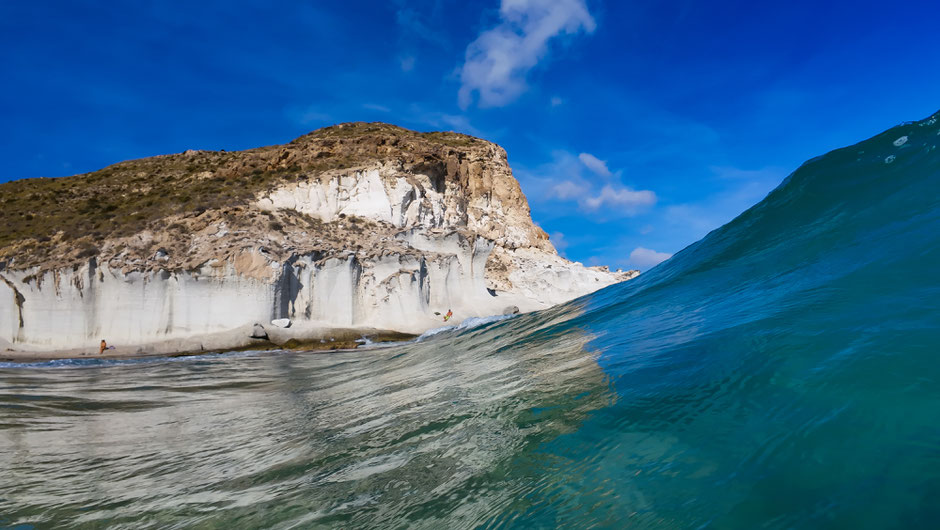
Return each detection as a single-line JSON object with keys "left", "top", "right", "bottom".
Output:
{"left": 0, "top": 123, "right": 638, "bottom": 355}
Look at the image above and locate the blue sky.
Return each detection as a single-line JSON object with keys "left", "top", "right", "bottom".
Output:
{"left": 2, "top": 1, "right": 938, "bottom": 270}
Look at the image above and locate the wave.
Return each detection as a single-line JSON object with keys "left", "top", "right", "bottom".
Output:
{"left": 493, "top": 109, "right": 940, "bottom": 527}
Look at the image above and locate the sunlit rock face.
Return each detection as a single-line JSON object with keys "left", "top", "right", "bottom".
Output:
{"left": 0, "top": 123, "right": 637, "bottom": 353}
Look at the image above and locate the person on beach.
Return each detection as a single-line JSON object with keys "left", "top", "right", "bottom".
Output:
{"left": 443, "top": 309, "right": 453, "bottom": 322}
{"left": 99, "top": 340, "right": 107, "bottom": 354}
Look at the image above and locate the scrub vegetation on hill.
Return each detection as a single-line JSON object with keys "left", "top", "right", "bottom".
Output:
{"left": 0, "top": 122, "right": 486, "bottom": 270}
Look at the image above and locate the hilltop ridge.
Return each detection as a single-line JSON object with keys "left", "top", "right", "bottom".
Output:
{"left": 0, "top": 122, "right": 522, "bottom": 271}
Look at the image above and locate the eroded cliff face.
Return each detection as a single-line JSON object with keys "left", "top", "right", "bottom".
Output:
{"left": 0, "top": 123, "right": 637, "bottom": 353}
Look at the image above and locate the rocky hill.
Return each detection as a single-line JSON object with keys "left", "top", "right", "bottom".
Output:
{"left": 0, "top": 123, "right": 637, "bottom": 355}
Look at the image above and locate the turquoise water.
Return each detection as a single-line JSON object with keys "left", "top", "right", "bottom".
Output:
{"left": 2, "top": 111, "right": 939, "bottom": 528}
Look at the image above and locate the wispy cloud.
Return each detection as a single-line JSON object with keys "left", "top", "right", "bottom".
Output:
{"left": 582, "top": 185, "right": 656, "bottom": 213}
{"left": 287, "top": 105, "right": 331, "bottom": 126}
{"left": 578, "top": 152, "right": 611, "bottom": 177}
{"left": 408, "top": 105, "right": 487, "bottom": 138}
{"left": 392, "top": 1, "right": 450, "bottom": 75}
{"left": 572, "top": 165, "right": 786, "bottom": 273}
{"left": 399, "top": 55, "right": 416, "bottom": 72}
{"left": 550, "top": 179, "right": 587, "bottom": 200}
{"left": 362, "top": 103, "right": 392, "bottom": 112}
{"left": 394, "top": 2, "right": 450, "bottom": 48}
{"left": 458, "top": 0, "right": 596, "bottom": 108}
{"left": 550, "top": 96, "right": 564, "bottom": 107}
{"left": 519, "top": 150, "right": 657, "bottom": 217}
{"left": 664, "top": 166, "right": 785, "bottom": 240}
{"left": 629, "top": 247, "right": 672, "bottom": 268}
{"left": 709, "top": 165, "right": 788, "bottom": 181}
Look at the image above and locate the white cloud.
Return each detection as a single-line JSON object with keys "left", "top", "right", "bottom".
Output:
{"left": 550, "top": 96, "right": 563, "bottom": 107}
{"left": 629, "top": 247, "right": 672, "bottom": 268}
{"left": 515, "top": 150, "right": 658, "bottom": 218}
{"left": 578, "top": 152, "right": 611, "bottom": 177}
{"left": 581, "top": 185, "right": 657, "bottom": 213}
{"left": 550, "top": 180, "right": 586, "bottom": 200}
{"left": 458, "top": 0, "right": 596, "bottom": 108}
{"left": 514, "top": 150, "right": 586, "bottom": 203}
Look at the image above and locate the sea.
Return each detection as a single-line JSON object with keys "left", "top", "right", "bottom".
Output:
{"left": 1, "top": 111, "right": 938, "bottom": 528}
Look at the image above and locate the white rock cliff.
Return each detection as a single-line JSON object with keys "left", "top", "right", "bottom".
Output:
{"left": 0, "top": 123, "right": 637, "bottom": 354}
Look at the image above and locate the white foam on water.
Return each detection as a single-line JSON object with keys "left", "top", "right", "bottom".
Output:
{"left": 885, "top": 155, "right": 896, "bottom": 164}
{"left": 893, "top": 136, "right": 909, "bottom": 147}
{"left": 415, "top": 314, "right": 518, "bottom": 342}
